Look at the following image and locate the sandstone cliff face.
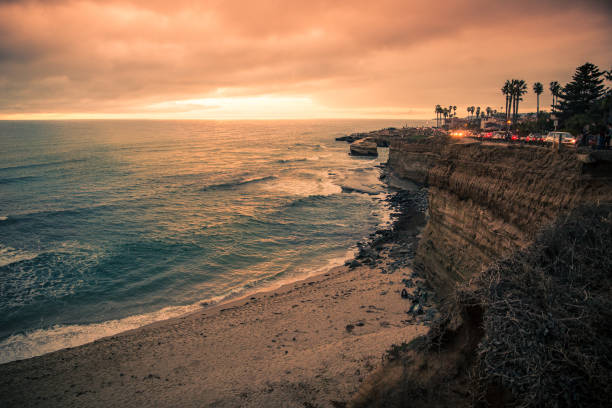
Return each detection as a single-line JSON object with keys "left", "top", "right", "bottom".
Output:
{"left": 350, "top": 137, "right": 378, "bottom": 156}
{"left": 388, "top": 139, "right": 612, "bottom": 294}
{"left": 387, "top": 137, "right": 444, "bottom": 185}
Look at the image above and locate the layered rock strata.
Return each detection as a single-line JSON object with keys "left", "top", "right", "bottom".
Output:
{"left": 388, "top": 138, "right": 612, "bottom": 294}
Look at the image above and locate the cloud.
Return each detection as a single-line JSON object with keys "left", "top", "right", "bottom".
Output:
{"left": 0, "top": 0, "right": 610, "bottom": 118}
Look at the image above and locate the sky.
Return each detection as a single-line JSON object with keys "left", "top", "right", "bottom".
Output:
{"left": 1, "top": 0, "right": 611, "bottom": 120}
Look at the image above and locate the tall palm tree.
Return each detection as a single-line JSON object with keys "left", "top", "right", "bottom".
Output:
{"left": 434, "top": 105, "right": 441, "bottom": 127}
{"left": 485, "top": 106, "right": 491, "bottom": 119}
{"left": 476, "top": 106, "right": 481, "bottom": 118}
{"left": 533, "top": 82, "right": 543, "bottom": 117}
{"left": 453, "top": 106, "right": 457, "bottom": 118}
{"left": 502, "top": 80, "right": 512, "bottom": 123}
{"left": 549, "top": 81, "right": 560, "bottom": 113}
{"left": 512, "top": 79, "right": 528, "bottom": 123}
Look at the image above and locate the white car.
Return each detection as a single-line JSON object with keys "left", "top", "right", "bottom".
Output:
{"left": 492, "top": 131, "right": 506, "bottom": 140}
{"left": 544, "top": 131, "right": 576, "bottom": 145}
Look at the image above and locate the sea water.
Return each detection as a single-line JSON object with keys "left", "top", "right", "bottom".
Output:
{"left": 0, "top": 119, "right": 427, "bottom": 363}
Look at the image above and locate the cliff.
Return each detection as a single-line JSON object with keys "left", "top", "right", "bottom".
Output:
{"left": 349, "top": 137, "right": 378, "bottom": 156}
{"left": 352, "top": 136, "right": 612, "bottom": 408}
{"left": 388, "top": 137, "right": 612, "bottom": 294}
{"left": 353, "top": 205, "right": 612, "bottom": 408}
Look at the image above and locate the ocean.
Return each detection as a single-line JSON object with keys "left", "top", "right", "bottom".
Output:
{"left": 0, "top": 119, "right": 428, "bottom": 363}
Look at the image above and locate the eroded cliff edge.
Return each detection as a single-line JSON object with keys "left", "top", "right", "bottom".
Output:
{"left": 353, "top": 135, "right": 612, "bottom": 408}
{"left": 388, "top": 136, "right": 612, "bottom": 295}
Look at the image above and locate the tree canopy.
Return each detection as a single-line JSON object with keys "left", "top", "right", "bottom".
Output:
{"left": 557, "top": 62, "right": 607, "bottom": 128}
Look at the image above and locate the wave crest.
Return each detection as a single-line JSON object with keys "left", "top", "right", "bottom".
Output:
{"left": 201, "top": 175, "right": 277, "bottom": 191}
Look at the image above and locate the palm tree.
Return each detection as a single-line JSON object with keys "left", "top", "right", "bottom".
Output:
{"left": 434, "top": 105, "right": 441, "bottom": 127}
{"left": 502, "top": 80, "right": 512, "bottom": 123}
{"left": 512, "top": 79, "right": 528, "bottom": 123}
{"left": 549, "top": 81, "right": 560, "bottom": 113}
{"left": 485, "top": 106, "right": 491, "bottom": 119}
{"left": 453, "top": 106, "right": 457, "bottom": 118}
{"left": 476, "top": 106, "right": 481, "bottom": 118}
{"left": 533, "top": 82, "right": 543, "bottom": 117}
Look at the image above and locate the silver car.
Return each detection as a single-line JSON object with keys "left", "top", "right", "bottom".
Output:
{"left": 544, "top": 131, "right": 576, "bottom": 145}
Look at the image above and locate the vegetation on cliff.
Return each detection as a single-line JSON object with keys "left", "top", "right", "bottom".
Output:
{"left": 353, "top": 205, "right": 612, "bottom": 408}
{"left": 461, "top": 205, "right": 612, "bottom": 407}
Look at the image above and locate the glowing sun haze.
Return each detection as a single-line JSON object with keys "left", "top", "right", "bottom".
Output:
{"left": 1, "top": 0, "right": 611, "bottom": 119}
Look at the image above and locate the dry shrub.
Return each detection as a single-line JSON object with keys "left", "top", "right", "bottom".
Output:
{"left": 460, "top": 205, "right": 612, "bottom": 407}
{"left": 354, "top": 205, "right": 612, "bottom": 408}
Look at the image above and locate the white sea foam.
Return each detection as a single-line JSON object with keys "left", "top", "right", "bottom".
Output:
{"left": 0, "top": 247, "right": 358, "bottom": 365}
{"left": 0, "top": 244, "right": 39, "bottom": 267}
{"left": 336, "top": 167, "right": 385, "bottom": 196}
{"left": 0, "top": 301, "right": 206, "bottom": 364}
{"left": 263, "top": 173, "right": 342, "bottom": 197}
{"left": 0, "top": 215, "right": 7, "bottom": 221}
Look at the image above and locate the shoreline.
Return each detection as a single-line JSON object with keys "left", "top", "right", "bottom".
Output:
{"left": 0, "top": 164, "right": 393, "bottom": 365}
{"left": 0, "top": 190, "right": 392, "bottom": 365}
{"left": 0, "top": 163, "right": 437, "bottom": 407}
{"left": 0, "top": 246, "right": 359, "bottom": 365}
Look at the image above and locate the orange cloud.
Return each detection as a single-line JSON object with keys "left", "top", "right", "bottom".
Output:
{"left": 0, "top": 0, "right": 610, "bottom": 119}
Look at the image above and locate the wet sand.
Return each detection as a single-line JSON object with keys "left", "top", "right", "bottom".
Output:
{"left": 0, "top": 192, "right": 432, "bottom": 408}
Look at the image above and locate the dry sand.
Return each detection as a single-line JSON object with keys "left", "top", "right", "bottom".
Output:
{"left": 0, "top": 229, "right": 431, "bottom": 407}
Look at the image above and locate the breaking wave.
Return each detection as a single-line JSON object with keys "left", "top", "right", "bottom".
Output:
{"left": 201, "top": 175, "right": 277, "bottom": 191}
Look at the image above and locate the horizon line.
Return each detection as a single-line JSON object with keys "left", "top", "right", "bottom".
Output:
{"left": 0, "top": 116, "right": 436, "bottom": 121}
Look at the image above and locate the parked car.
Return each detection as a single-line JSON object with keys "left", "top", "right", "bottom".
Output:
{"left": 544, "top": 131, "right": 576, "bottom": 146}
{"left": 492, "top": 131, "right": 506, "bottom": 140}
{"left": 450, "top": 130, "right": 467, "bottom": 138}
{"left": 526, "top": 133, "right": 544, "bottom": 144}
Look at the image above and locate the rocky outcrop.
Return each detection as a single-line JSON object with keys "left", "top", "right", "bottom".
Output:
{"left": 349, "top": 138, "right": 378, "bottom": 156}
{"left": 388, "top": 138, "right": 612, "bottom": 295}
{"left": 386, "top": 136, "right": 446, "bottom": 185}
{"left": 338, "top": 127, "right": 446, "bottom": 148}
{"left": 336, "top": 134, "right": 364, "bottom": 143}
{"left": 337, "top": 128, "right": 396, "bottom": 146}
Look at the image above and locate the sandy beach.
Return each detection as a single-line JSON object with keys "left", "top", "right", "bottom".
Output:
{"left": 0, "top": 191, "right": 433, "bottom": 408}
